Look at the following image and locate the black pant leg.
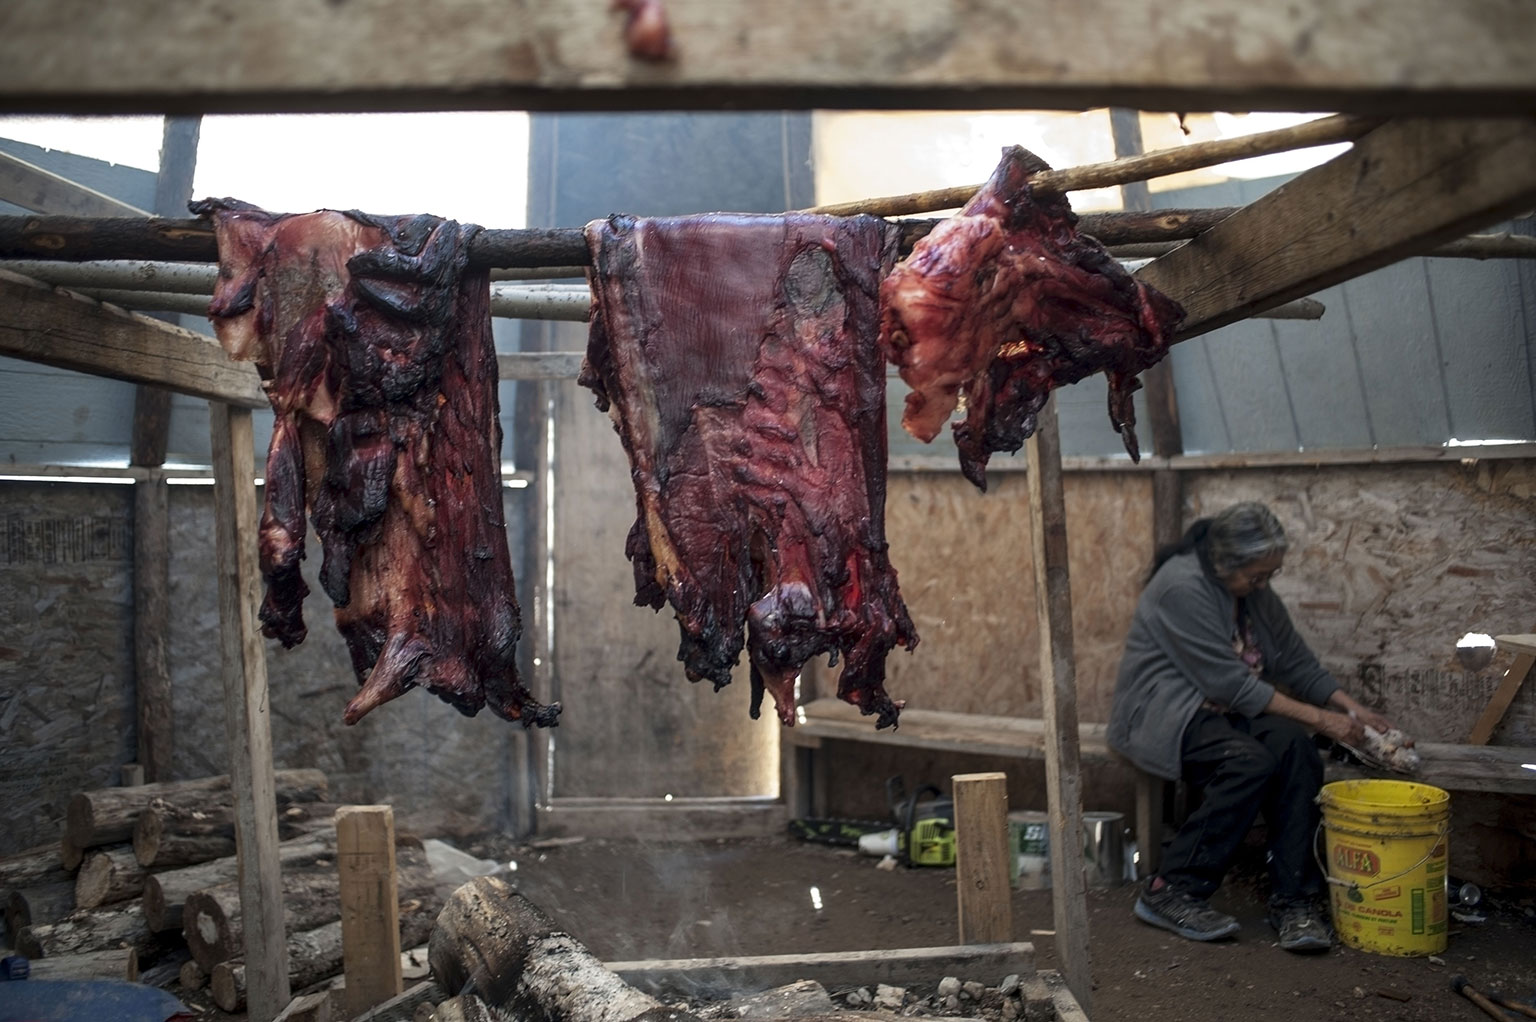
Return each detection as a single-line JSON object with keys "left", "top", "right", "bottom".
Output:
{"left": 1246, "top": 714, "right": 1327, "bottom": 903}
{"left": 1159, "top": 709, "right": 1276, "bottom": 899}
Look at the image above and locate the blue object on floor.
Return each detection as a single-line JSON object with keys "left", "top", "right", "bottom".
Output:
{"left": 0, "top": 979, "right": 192, "bottom": 1021}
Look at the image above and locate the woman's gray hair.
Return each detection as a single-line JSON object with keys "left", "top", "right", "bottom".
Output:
{"left": 1206, "top": 502, "right": 1288, "bottom": 577}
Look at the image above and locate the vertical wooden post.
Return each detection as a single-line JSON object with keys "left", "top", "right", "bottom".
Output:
{"left": 1024, "top": 397, "right": 1092, "bottom": 1014}
{"left": 336, "top": 805, "right": 403, "bottom": 1015}
{"left": 133, "top": 115, "right": 201, "bottom": 782}
{"left": 210, "top": 402, "right": 289, "bottom": 1021}
{"left": 953, "top": 772, "right": 1012, "bottom": 944}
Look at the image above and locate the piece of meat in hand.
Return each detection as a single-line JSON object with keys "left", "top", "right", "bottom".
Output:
{"left": 879, "top": 146, "right": 1185, "bottom": 489}
{"left": 581, "top": 212, "right": 917, "bottom": 728}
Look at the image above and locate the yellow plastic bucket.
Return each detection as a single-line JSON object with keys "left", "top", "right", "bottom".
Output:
{"left": 1317, "top": 779, "right": 1450, "bottom": 956}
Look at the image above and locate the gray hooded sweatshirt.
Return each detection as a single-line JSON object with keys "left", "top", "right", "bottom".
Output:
{"left": 1106, "top": 549, "right": 1340, "bottom": 780}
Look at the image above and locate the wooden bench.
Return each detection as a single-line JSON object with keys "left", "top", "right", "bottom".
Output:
{"left": 781, "top": 697, "right": 1536, "bottom": 882}
{"left": 779, "top": 697, "right": 1155, "bottom": 869}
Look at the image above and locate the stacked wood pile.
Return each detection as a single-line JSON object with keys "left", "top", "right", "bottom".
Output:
{"left": 0, "top": 768, "right": 328, "bottom": 984}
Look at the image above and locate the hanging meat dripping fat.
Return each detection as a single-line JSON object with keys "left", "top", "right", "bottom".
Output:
{"left": 195, "top": 199, "right": 559, "bottom": 728}
{"left": 880, "top": 146, "right": 1187, "bottom": 490}
{"left": 580, "top": 213, "right": 917, "bottom": 729}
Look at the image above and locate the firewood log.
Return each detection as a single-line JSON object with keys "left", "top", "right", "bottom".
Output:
{"left": 184, "top": 838, "right": 435, "bottom": 972}
{"left": 0, "top": 843, "right": 74, "bottom": 890}
{"left": 133, "top": 797, "right": 340, "bottom": 868}
{"left": 15, "top": 900, "right": 167, "bottom": 960}
{"left": 23, "top": 947, "right": 139, "bottom": 982}
{"left": 429, "top": 877, "right": 680, "bottom": 1022}
{"left": 142, "top": 832, "right": 334, "bottom": 934}
{"left": 211, "top": 900, "right": 436, "bottom": 1012}
{"left": 179, "top": 958, "right": 208, "bottom": 991}
{"left": 75, "top": 844, "right": 147, "bottom": 909}
{"left": 67, "top": 768, "right": 328, "bottom": 849}
{"left": 5, "top": 881, "right": 75, "bottom": 938}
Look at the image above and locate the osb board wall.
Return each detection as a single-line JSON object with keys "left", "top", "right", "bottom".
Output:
{"left": 550, "top": 366, "right": 780, "bottom": 801}
{"left": 1185, "top": 461, "right": 1536, "bottom": 745}
{"left": 0, "top": 483, "right": 135, "bottom": 857}
{"left": 807, "top": 470, "right": 1153, "bottom": 725}
{"left": 165, "top": 486, "right": 532, "bottom": 839}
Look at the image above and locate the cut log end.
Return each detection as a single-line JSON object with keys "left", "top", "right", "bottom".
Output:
{"left": 211, "top": 960, "right": 243, "bottom": 1013}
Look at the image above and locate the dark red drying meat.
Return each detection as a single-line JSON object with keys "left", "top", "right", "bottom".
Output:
{"left": 580, "top": 213, "right": 917, "bottom": 728}
{"left": 879, "top": 146, "right": 1185, "bottom": 490}
{"left": 194, "top": 198, "right": 559, "bottom": 729}
{"left": 613, "top": 0, "right": 673, "bottom": 60}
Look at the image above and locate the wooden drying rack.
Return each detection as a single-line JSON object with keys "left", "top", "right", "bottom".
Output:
{"left": 3, "top": 4, "right": 1536, "bottom": 1016}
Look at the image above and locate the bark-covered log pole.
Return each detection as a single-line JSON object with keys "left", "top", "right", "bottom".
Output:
{"left": 67, "top": 768, "right": 328, "bottom": 849}
{"left": 142, "top": 832, "right": 335, "bottom": 934}
{"left": 429, "top": 877, "right": 698, "bottom": 1022}
{"left": 5, "top": 881, "right": 75, "bottom": 937}
{"left": 15, "top": 900, "right": 168, "bottom": 960}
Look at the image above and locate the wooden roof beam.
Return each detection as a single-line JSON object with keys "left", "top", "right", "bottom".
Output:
{"left": 0, "top": 0, "right": 1533, "bottom": 116}
{"left": 1137, "top": 117, "right": 1536, "bottom": 341}
{"left": 0, "top": 268, "right": 265, "bottom": 407}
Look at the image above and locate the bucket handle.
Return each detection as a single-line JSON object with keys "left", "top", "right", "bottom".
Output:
{"left": 1312, "top": 817, "right": 1448, "bottom": 895}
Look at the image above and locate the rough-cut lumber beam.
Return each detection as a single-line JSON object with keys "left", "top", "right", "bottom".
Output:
{"left": 1023, "top": 398, "right": 1091, "bottom": 1014}
{"left": 1, "top": 1, "right": 1533, "bottom": 115}
{"left": 607, "top": 944, "right": 1035, "bottom": 1000}
{"left": 1138, "top": 117, "right": 1536, "bottom": 340}
{"left": 1112, "top": 231, "right": 1536, "bottom": 261}
{"left": 210, "top": 402, "right": 290, "bottom": 1020}
{"left": 809, "top": 114, "right": 1378, "bottom": 217}
{"left": 0, "top": 152, "right": 143, "bottom": 218}
{"left": 337, "top": 807, "right": 403, "bottom": 1015}
{"left": 0, "top": 268, "right": 266, "bottom": 407}
{"left": 0, "top": 209, "right": 1236, "bottom": 266}
{"left": 952, "top": 773, "right": 1012, "bottom": 945}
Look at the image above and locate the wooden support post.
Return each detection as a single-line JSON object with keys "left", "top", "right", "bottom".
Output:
{"left": 952, "top": 772, "right": 1012, "bottom": 945}
{"left": 336, "top": 805, "right": 403, "bottom": 1015}
{"left": 210, "top": 402, "right": 289, "bottom": 1021}
{"left": 1024, "top": 397, "right": 1091, "bottom": 1014}
{"left": 1132, "top": 774, "right": 1165, "bottom": 879}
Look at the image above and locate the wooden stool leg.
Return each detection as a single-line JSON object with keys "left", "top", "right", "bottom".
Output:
{"left": 1134, "top": 772, "right": 1164, "bottom": 879}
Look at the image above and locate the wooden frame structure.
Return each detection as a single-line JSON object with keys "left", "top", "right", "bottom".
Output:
{"left": 3, "top": 6, "right": 1535, "bottom": 1017}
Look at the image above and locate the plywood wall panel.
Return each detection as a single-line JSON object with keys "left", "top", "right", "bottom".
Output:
{"left": 854, "top": 470, "right": 1151, "bottom": 725}
{"left": 0, "top": 483, "right": 134, "bottom": 856}
{"left": 1185, "top": 461, "right": 1536, "bottom": 745}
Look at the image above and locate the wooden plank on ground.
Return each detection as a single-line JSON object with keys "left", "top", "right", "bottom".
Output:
{"left": 210, "top": 402, "right": 289, "bottom": 1022}
{"left": 336, "top": 806, "right": 404, "bottom": 1015}
{"left": 952, "top": 773, "right": 1012, "bottom": 945}
{"left": 1467, "top": 635, "right": 1536, "bottom": 745}
{"left": 1138, "top": 118, "right": 1536, "bottom": 341}
{"left": 0, "top": 269, "right": 265, "bottom": 407}
{"left": 0, "top": 1, "right": 1532, "bottom": 115}
{"left": 1023, "top": 397, "right": 1091, "bottom": 1015}
{"left": 606, "top": 943, "right": 1035, "bottom": 1000}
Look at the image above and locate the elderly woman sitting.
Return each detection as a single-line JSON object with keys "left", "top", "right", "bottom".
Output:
{"left": 1108, "top": 501, "right": 1396, "bottom": 953}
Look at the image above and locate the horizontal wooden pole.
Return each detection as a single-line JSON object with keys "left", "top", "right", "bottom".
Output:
{"left": 886, "top": 441, "right": 1536, "bottom": 474}
{"left": 808, "top": 114, "right": 1378, "bottom": 217}
{"left": 0, "top": 1, "right": 1532, "bottom": 115}
{"left": 0, "top": 268, "right": 266, "bottom": 407}
{"left": 0, "top": 209, "right": 1238, "bottom": 267}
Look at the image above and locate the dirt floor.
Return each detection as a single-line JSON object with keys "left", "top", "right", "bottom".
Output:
{"left": 477, "top": 832, "right": 1536, "bottom": 1022}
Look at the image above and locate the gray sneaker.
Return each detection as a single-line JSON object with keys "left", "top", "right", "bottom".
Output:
{"left": 1133, "top": 879, "right": 1240, "bottom": 941}
{"left": 1270, "top": 901, "right": 1333, "bottom": 953}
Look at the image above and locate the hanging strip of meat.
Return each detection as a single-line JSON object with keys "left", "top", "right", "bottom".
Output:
{"left": 194, "top": 198, "right": 559, "bottom": 729}
{"left": 580, "top": 213, "right": 917, "bottom": 728}
{"left": 879, "top": 146, "right": 1186, "bottom": 490}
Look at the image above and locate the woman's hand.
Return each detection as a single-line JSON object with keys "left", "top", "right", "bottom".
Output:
{"left": 1328, "top": 691, "right": 1396, "bottom": 736}
{"left": 1316, "top": 709, "right": 1367, "bottom": 747}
